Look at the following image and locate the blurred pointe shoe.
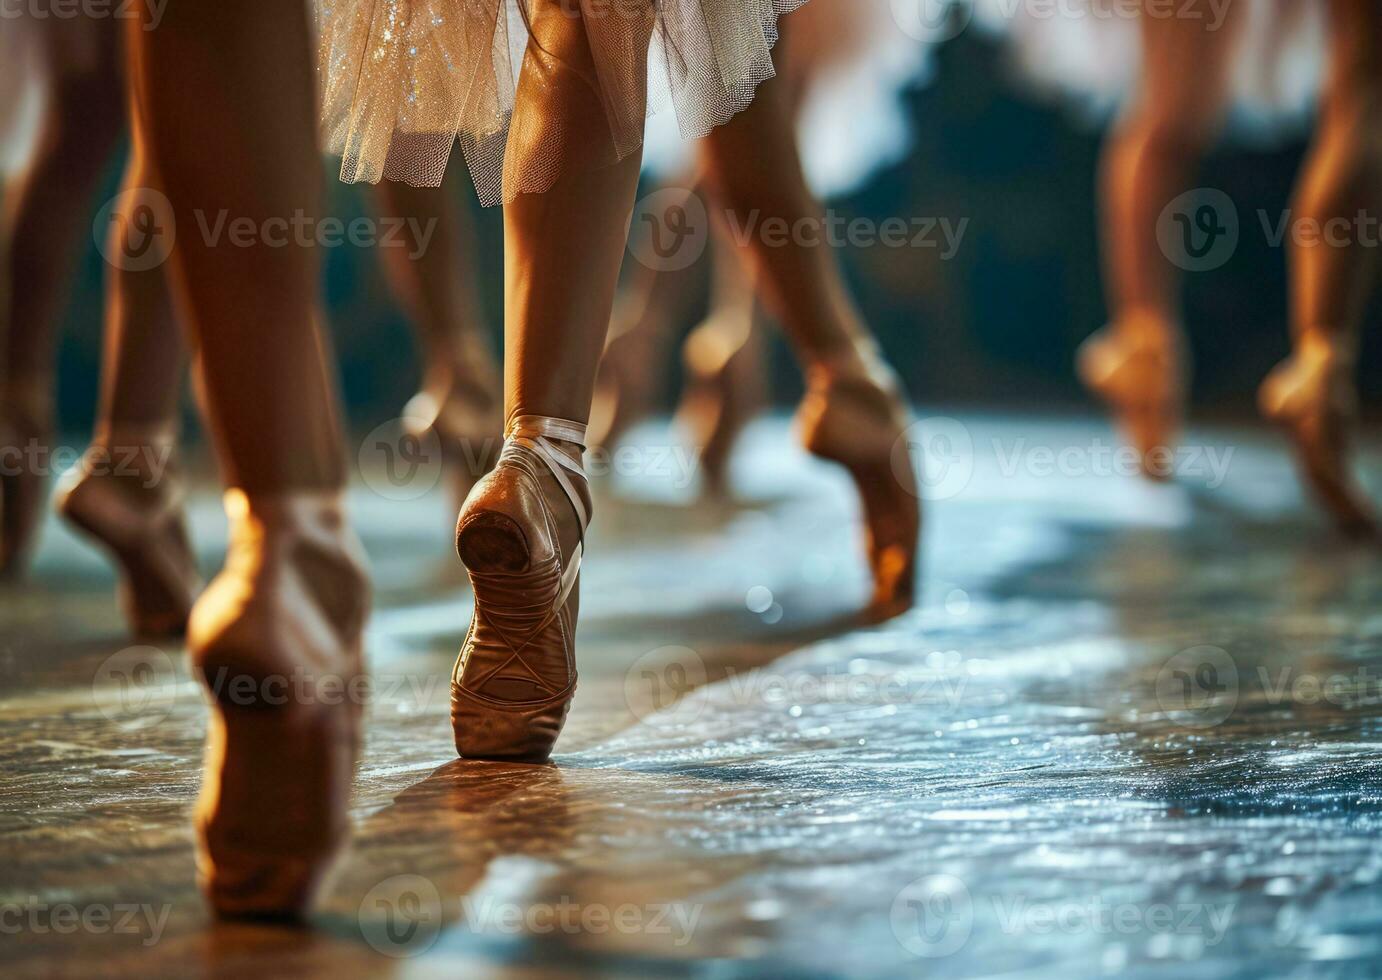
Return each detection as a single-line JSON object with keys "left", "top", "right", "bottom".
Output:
{"left": 452, "top": 415, "right": 590, "bottom": 762}
{"left": 1259, "top": 337, "right": 1377, "bottom": 538}
{"left": 190, "top": 490, "right": 369, "bottom": 918}
{"left": 55, "top": 426, "right": 202, "bottom": 637}
{"left": 404, "top": 385, "right": 502, "bottom": 507}
{"left": 796, "top": 351, "right": 920, "bottom": 620}
{"left": 1077, "top": 314, "right": 1186, "bottom": 480}
{"left": 0, "top": 384, "right": 52, "bottom": 578}
{"left": 675, "top": 309, "right": 765, "bottom": 496}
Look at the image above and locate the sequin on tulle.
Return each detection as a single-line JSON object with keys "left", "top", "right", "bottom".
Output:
{"left": 316, "top": 0, "right": 808, "bottom": 204}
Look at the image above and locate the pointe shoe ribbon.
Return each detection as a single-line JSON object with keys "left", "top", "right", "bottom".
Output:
{"left": 452, "top": 414, "right": 589, "bottom": 761}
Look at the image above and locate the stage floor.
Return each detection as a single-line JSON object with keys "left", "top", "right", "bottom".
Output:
{"left": 2, "top": 414, "right": 1380, "bottom": 978}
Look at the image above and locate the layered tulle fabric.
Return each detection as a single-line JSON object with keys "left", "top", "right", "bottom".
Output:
{"left": 976, "top": 0, "right": 1325, "bottom": 138}
{"left": 643, "top": 0, "right": 928, "bottom": 198}
{"left": 317, "top": 0, "right": 809, "bottom": 204}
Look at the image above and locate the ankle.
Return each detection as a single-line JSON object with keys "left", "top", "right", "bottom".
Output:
{"left": 81, "top": 424, "right": 181, "bottom": 490}
{"left": 1113, "top": 308, "right": 1181, "bottom": 348}
{"left": 1295, "top": 330, "right": 1356, "bottom": 369}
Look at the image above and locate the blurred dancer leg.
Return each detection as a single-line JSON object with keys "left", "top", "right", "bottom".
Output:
{"left": 0, "top": 24, "right": 123, "bottom": 575}
{"left": 1079, "top": 3, "right": 1247, "bottom": 476}
{"left": 126, "top": 0, "right": 368, "bottom": 916}
{"left": 1261, "top": 0, "right": 1382, "bottom": 535}
{"left": 700, "top": 60, "right": 921, "bottom": 618}
{"left": 54, "top": 152, "right": 200, "bottom": 637}
{"left": 370, "top": 172, "right": 503, "bottom": 502}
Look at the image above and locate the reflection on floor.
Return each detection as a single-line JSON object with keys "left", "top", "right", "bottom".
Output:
{"left": 2, "top": 415, "right": 1381, "bottom": 978}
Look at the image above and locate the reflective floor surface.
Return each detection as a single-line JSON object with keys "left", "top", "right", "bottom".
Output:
{"left": 2, "top": 414, "right": 1380, "bottom": 978}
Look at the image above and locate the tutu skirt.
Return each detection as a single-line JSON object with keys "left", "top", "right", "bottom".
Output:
{"left": 641, "top": 0, "right": 928, "bottom": 197}
{"left": 317, "top": 0, "right": 809, "bottom": 204}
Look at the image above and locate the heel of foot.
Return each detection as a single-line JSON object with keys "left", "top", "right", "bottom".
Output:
{"left": 456, "top": 512, "right": 530, "bottom": 572}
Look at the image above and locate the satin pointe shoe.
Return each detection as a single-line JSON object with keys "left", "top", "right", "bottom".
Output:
{"left": 452, "top": 414, "right": 591, "bottom": 762}
{"left": 0, "top": 383, "right": 52, "bottom": 578}
{"left": 55, "top": 426, "right": 202, "bottom": 637}
{"left": 189, "top": 490, "right": 370, "bottom": 918}
{"left": 1077, "top": 314, "right": 1186, "bottom": 480}
{"left": 796, "top": 351, "right": 921, "bottom": 621}
{"left": 675, "top": 309, "right": 766, "bottom": 496}
{"left": 1259, "top": 337, "right": 1377, "bottom": 538}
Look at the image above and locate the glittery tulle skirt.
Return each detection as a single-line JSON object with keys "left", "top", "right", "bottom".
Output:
{"left": 316, "top": 0, "right": 809, "bottom": 204}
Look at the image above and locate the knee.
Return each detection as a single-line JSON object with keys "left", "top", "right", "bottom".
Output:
{"left": 1121, "top": 101, "right": 1221, "bottom": 160}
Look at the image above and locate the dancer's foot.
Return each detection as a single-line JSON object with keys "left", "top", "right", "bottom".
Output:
{"left": 55, "top": 429, "right": 202, "bottom": 637}
{"left": 404, "top": 353, "right": 503, "bottom": 508}
{"left": 189, "top": 490, "right": 369, "bottom": 918}
{"left": 676, "top": 309, "right": 766, "bottom": 496}
{"left": 1259, "top": 337, "right": 1377, "bottom": 538}
{"left": 1077, "top": 314, "right": 1185, "bottom": 480}
{"left": 0, "top": 385, "right": 52, "bottom": 578}
{"left": 452, "top": 415, "right": 590, "bottom": 762}
{"left": 796, "top": 351, "right": 920, "bottom": 620}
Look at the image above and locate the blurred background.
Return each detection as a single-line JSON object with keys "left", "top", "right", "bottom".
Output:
{"left": 21, "top": 21, "right": 1382, "bottom": 442}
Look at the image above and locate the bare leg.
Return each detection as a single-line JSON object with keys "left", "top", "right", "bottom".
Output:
{"left": 127, "top": 0, "right": 367, "bottom": 916}
{"left": 55, "top": 149, "right": 200, "bottom": 637}
{"left": 1079, "top": 3, "right": 1246, "bottom": 474}
{"left": 590, "top": 177, "right": 705, "bottom": 451}
{"left": 369, "top": 168, "right": 502, "bottom": 495}
{"left": 1261, "top": 0, "right": 1382, "bottom": 535}
{"left": 0, "top": 29, "right": 124, "bottom": 575}
{"left": 699, "top": 62, "right": 920, "bottom": 618}
{"left": 675, "top": 228, "right": 766, "bottom": 494}
{"left": 451, "top": 0, "right": 652, "bottom": 761}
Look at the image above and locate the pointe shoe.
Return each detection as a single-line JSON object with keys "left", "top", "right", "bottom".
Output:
{"left": 675, "top": 310, "right": 766, "bottom": 496}
{"left": 0, "top": 387, "right": 52, "bottom": 579}
{"left": 1077, "top": 316, "right": 1186, "bottom": 480}
{"left": 452, "top": 415, "right": 590, "bottom": 762}
{"left": 54, "top": 428, "right": 202, "bottom": 637}
{"left": 189, "top": 490, "right": 370, "bottom": 918}
{"left": 796, "top": 353, "right": 921, "bottom": 620}
{"left": 1259, "top": 338, "right": 1377, "bottom": 538}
